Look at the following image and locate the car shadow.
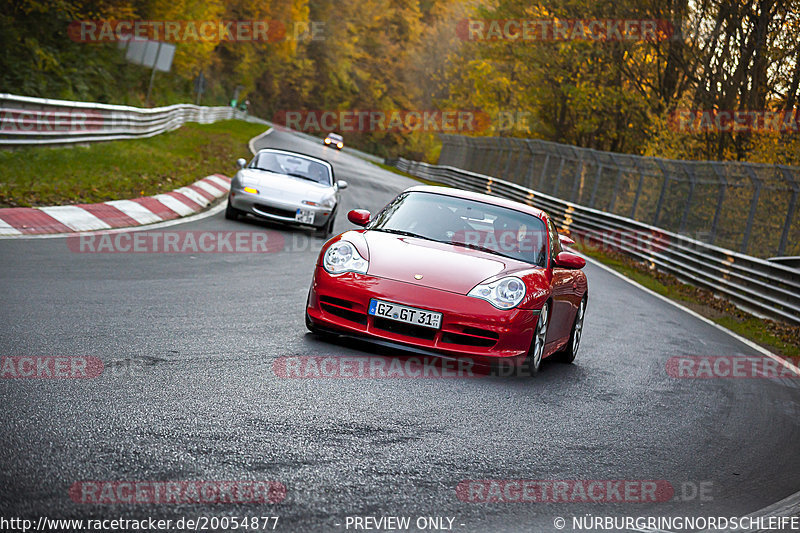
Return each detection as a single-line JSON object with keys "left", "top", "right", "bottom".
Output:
{"left": 301, "top": 330, "right": 583, "bottom": 382}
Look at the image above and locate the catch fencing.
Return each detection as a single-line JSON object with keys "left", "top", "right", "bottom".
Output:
{"left": 437, "top": 135, "right": 800, "bottom": 259}
{"left": 388, "top": 157, "right": 800, "bottom": 326}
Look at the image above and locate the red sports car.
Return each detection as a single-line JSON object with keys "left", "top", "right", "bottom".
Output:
{"left": 305, "top": 186, "right": 588, "bottom": 374}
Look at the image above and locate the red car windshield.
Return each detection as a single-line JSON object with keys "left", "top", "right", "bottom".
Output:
{"left": 368, "top": 191, "right": 548, "bottom": 266}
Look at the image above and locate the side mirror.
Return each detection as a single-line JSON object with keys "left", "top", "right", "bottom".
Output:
{"left": 236, "top": 158, "right": 247, "bottom": 169}
{"left": 337, "top": 180, "right": 348, "bottom": 190}
{"left": 555, "top": 251, "right": 585, "bottom": 269}
{"left": 347, "top": 209, "right": 371, "bottom": 226}
{"left": 559, "top": 234, "right": 575, "bottom": 247}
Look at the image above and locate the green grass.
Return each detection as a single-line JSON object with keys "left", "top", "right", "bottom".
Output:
{"left": 0, "top": 120, "right": 267, "bottom": 207}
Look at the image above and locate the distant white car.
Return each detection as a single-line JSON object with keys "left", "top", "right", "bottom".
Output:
{"left": 323, "top": 132, "right": 344, "bottom": 150}
{"left": 226, "top": 149, "right": 347, "bottom": 237}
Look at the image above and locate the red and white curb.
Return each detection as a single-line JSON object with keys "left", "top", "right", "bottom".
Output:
{"left": 0, "top": 175, "right": 231, "bottom": 236}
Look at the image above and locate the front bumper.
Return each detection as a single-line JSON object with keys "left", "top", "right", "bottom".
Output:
{"left": 306, "top": 266, "right": 538, "bottom": 364}
{"left": 229, "top": 189, "right": 332, "bottom": 229}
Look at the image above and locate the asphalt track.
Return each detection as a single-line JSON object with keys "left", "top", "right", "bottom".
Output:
{"left": 1, "top": 127, "right": 799, "bottom": 532}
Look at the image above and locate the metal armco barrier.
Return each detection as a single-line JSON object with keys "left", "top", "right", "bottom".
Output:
{"left": 0, "top": 93, "right": 239, "bottom": 147}
{"left": 438, "top": 135, "right": 800, "bottom": 259}
{"left": 388, "top": 157, "right": 800, "bottom": 326}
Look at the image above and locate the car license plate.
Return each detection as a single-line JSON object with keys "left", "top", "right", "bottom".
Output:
{"left": 296, "top": 208, "right": 315, "bottom": 224}
{"left": 368, "top": 299, "right": 442, "bottom": 329}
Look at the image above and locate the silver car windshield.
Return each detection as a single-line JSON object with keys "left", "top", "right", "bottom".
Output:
{"left": 250, "top": 152, "right": 332, "bottom": 186}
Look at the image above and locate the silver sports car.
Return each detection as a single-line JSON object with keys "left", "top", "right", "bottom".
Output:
{"left": 226, "top": 149, "right": 348, "bottom": 237}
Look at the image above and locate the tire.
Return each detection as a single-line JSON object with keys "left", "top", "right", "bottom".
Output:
{"left": 315, "top": 209, "right": 336, "bottom": 239}
{"left": 523, "top": 302, "right": 549, "bottom": 375}
{"left": 555, "top": 296, "right": 587, "bottom": 364}
{"left": 225, "top": 198, "right": 243, "bottom": 221}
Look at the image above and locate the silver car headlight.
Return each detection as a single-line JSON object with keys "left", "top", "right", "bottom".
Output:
{"left": 468, "top": 276, "right": 526, "bottom": 309}
{"left": 323, "top": 240, "right": 368, "bottom": 274}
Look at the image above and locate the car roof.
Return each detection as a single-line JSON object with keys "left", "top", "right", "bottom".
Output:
{"left": 402, "top": 185, "right": 548, "bottom": 220}
{"left": 327, "top": 133, "right": 343, "bottom": 138}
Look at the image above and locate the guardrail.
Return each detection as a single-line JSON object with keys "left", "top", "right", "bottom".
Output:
{"left": 388, "top": 157, "right": 800, "bottom": 326}
{"left": 0, "top": 93, "right": 240, "bottom": 147}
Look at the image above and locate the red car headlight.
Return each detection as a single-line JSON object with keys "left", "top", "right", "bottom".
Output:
{"left": 468, "top": 276, "right": 526, "bottom": 309}
{"left": 323, "top": 240, "right": 368, "bottom": 274}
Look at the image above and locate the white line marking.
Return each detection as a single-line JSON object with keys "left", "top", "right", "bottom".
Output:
{"left": 38, "top": 206, "right": 111, "bottom": 232}
{"left": 174, "top": 187, "right": 211, "bottom": 207}
{"left": 105, "top": 199, "right": 162, "bottom": 225}
{"left": 0, "top": 217, "right": 22, "bottom": 235}
{"left": 195, "top": 180, "right": 225, "bottom": 198}
{"left": 152, "top": 194, "right": 196, "bottom": 216}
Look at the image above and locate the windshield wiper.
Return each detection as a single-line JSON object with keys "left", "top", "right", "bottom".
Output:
{"left": 449, "top": 240, "right": 533, "bottom": 263}
{"left": 375, "top": 228, "right": 435, "bottom": 241}
{"left": 449, "top": 240, "right": 502, "bottom": 255}
{"left": 286, "top": 172, "right": 317, "bottom": 182}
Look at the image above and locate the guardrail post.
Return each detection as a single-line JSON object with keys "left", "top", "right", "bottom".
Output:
{"left": 778, "top": 166, "right": 799, "bottom": 256}
{"left": 524, "top": 140, "right": 538, "bottom": 189}
{"left": 589, "top": 154, "right": 603, "bottom": 208}
{"left": 476, "top": 140, "right": 489, "bottom": 174}
{"left": 653, "top": 159, "right": 672, "bottom": 226}
{"left": 741, "top": 166, "right": 762, "bottom": 255}
{"left": 679, "top": 162, "right": 697, "bottom": 234}
{"left": 490, "top": 140, "right": 504, "bottom": 177}
{"left": 608, "top": 154, "right": 625, "bottom": 213}
{"left": 570, "top": 147, "right": 584, "bottom": 202}
{"left": 709, "top": 163, "right": 728, "bottom": 246}
{"left": 630, "top": 158, "right": 646, "bottom": 219}
{"left": 513, "top": 139, "right": 527, "bottom": 181}
{"left": 485, "top": 141, "right": 499, "bottom": 175}
{"left": 502, "top": 138, "right": 516, "bottom": 180}
{"left": 551, "top": 156, "right": 566, "bottom": 196}
{"left": 538, "top": 153, "right": 551, "bottom": 191}
{"left": 437, "top": 135, "right": 451, "bottom": 166}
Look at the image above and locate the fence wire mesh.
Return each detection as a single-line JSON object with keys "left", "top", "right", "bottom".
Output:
{"left": 438, "top": 135, "right": 800, "bottom": 258}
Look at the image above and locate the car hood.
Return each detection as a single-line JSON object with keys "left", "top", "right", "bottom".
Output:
{"left": 363, "top": 231, "right": 533, "bottom": 294}
{"left": 238, "top": 169, "right": 332, "bottom": 203}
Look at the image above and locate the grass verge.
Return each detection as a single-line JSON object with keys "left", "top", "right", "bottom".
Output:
{"left": 576, "top": 244, "right": 800, "bottom": 358}
{"left": 0, "top": 120, "right": 266, "bottom": 207}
